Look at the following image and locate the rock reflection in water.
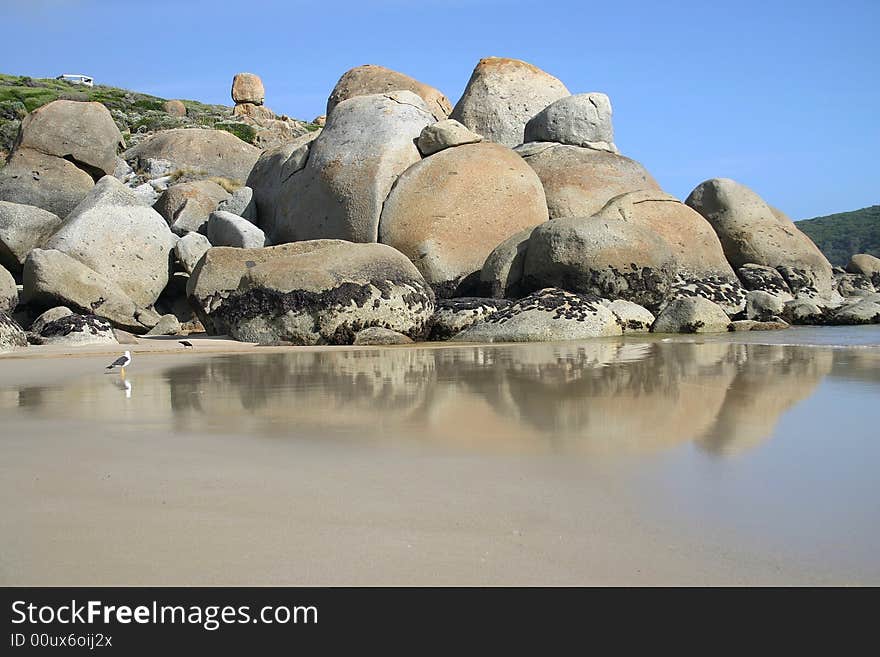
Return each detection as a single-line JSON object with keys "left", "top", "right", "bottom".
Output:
{"left": 6, "top": 340, "right": 841, "bottom": 457}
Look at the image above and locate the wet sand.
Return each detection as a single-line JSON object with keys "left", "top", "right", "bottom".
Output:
{"left": 1, "top": 328, "right": 879, "bottom": 585}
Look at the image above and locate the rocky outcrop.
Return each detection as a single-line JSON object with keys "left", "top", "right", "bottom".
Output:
{"left": 22, "top": 248, "right": 159, "bottom": 333}
{"left": 29, "top": 306, "right": 73, "bottom": 335}
{"left": 13, "top": 99, "right": 123, "bottom": 177}
{"left": 831, "top": 298, "right": 880, "bottom": 325}
{"left": 1, "top": 264, "right": 16, "bottom": 313}
{"left": 524, "top": 93, "right": 616, "bottom": 152}
{"left": 451, "top": 57, "right": 569, "bottom": 148}
{"left": 429, "top": 297, "right": 512, "bottom": 340}
{"left": 846, "top": 253, "right": 880, "bottom": 288}
{"left": 0, "top": 201, "right": 63, "bottom": 274}
{"left": 187, "top": 240, "right": 435, "bottom": 344}
{"left": 327, "top": 64, "right": 452, "bottom": 122}
{"left": 652, "top": 297, "right": 730, "bottom": 334}
{"left": 452, "top": 288, "right": 622, "bottom": 342}
{"left": 0, "top": 147, "right": 95, "bottom": 218}
{"left": 522, "top": 191, "right": 742, "bottom": 312}
{"left": 416, "top": 120, "right": 482, "bottom": 156}
{"left": 260, "top": 91, "right": 433, "bottom": 244}
{"left": 378, "top": 142, "right": 548, "bottom": 295}
{"left": 30, "top": 313, "right": 118, "bottom": 345}
{"left": 515, "top": 143, "right": 660, "bottom": 218}
{"left": 123, "top": 128, "right": 261, "bottom": 183}
{"left": 44, "top": 176, "right": 176, "bottom": 307}
{"left": 0, "top": 311, "right": 27, "bottom": 352}
{"left": 206, "top": 210, "right": 266, "bottom": 248}
{"left": 836, "top": 273, "right": 874, "bottom": 298}
{"left": 685, "top": 178, "right": 835, "bottom": 300}
{"left": 153, "top": 180, "right": 230, "bottom": 235}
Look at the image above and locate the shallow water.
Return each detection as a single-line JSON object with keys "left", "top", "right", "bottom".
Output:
{"left": 1, "top": 327, "right": 878, "bottom": 584}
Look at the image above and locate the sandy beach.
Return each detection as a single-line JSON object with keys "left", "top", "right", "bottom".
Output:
{"left": 2, "top": 329, "right": 878, "bottom": 586}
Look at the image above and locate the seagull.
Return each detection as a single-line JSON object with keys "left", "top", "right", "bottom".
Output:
{"left": 106, "top": 350, "right": 132, "bottom": 376}
{"left": 178, "top": 340, "right": 194, "bottom": 349}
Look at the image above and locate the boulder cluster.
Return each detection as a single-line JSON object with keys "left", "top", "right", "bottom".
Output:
{"left": 1, "top": 59, "right": 878, "bottom": 352}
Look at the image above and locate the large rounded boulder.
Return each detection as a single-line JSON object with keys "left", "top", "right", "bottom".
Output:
{"left": 378, "top": 142, "right": 549, "bottom": 295}
{"left": 261, "top": 91, "right": 434, "bottom": 244}
{"left": 450, "top": 57, "right": 570, "bottom": 148}
{"left": 515, "top": 143, "right": 660, "bottom": 218}
{"left": 522, "top": 191, "right": 743, "bottom": 311}
{"left": 14, "top": 100, "right": 124, "bottom": 177}
{"left": 187, "top": 240, "right": 435, "bottom": 344}
{"left": 44, "top": 176, "right": 176, "bottom": 307}
{"left": 123, "top": 129, "right": 261, "bottom": 183}
{"left": 327, "top": 64, "right": 452, "bottom": 121}
{"left": 685, "top": 178, "right": 835, "bottom": 299}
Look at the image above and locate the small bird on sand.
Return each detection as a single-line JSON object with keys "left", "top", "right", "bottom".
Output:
{"left": 106, "top": 350, "right": 132, "bottom": 376}
{"left": 179, "top": 340, "right": 194, "bottom": 349}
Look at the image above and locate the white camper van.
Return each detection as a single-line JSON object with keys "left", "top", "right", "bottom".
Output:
{"left": 56, "top": 74, "right": 94, "bottom": 87}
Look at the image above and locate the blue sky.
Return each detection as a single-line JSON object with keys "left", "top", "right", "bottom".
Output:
{"left": 3, "top": 0, "right": 878, "bottom": 219}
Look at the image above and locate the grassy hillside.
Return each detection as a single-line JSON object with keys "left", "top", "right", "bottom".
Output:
{"left": 797, "top": 206, "right": 880, "bottom": 266}
{"left": 0, "top": 73, "right": 318, "bottom": 161}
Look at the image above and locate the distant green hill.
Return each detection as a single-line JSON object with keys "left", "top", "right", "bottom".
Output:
{"left": 796, "top": 206, "right": 880, "bottom": 266}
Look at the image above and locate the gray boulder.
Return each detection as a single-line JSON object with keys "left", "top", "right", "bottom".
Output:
{"left": 153, "top": 180, "right": 230, "bottom": 236}
{"left": 524, "top": 93, "right": 616, "bottom": 152}
{"left": 123, "top": 129, "right": 261, "bottom": 183}
{"left": 207, "top": 211, "right": 266, "bottom": 248}
{"left": 728, "top": 319, "right": 789, "bottom": 332}
{"left": 187, "top": 240, "right": 435, "bottom": 344}
{"left": 652, "top": 297, "right": 730, "bottom": 334}
{"left": 836, "top": 273, "right": 875, "bottom": 298}
{"left": 14, "top": 100, "right": 124, "bottom": 177}
{"left": 746, "top": 290, "right": 788, "bottom": 321}
{"left": 602, "top": 299, "right": 655, "bottom": 333}
{"left": 479, "top": 227, "right": 536, "bottom": 299}
{"left": 515, "top": 143, "right": 660, "bottom": 218}
{"left": 0, "top": 201, "right": 64, "bottom": 274}
{"left": 846, "top": 253, "right": 880, "bottom": 288}
{"left": 416, "top": 119, "right": 483, "bottom": 156}
{"left": 378, "top": 142, "right": 548, "bottom": 295}
{"left": 451, "top": 57, "right": 569, "bottom": 148}
{"left": 44, "top": 176, "right": 176, "bottom": 307}
{"left": 29, "top": 306, "right": 73, "bottom": 335}
{"left": 429, "top": 297, "right": 512, "bottom": 340}
{"left": 452, "top": 288, "right": 622, "bottom": 342}
{"left": 782, "top": 299, "right": 827, "bottom": 325}
{"left": 0, "top": 147, "right": 95, "bottom": 218}
{"left": 145, "top": 314, "right": 182, "bottom": 336}
{"left": 175, "top": 232, "right": 212, "bottom": 275}
{"left": 31, "top": 313, "right": 118, "bottom": 346}
{"left": 832, "top": 299, "right": 880, "bottom": 325}
{"left": 245, "top": 132, "right": 321, "bottom": 242}
{"left": 685, "top": 178, "right": 835, "bottom": 299}
{"left": 217, "top": 186, "right": 257, "bottom": 222}
{"left": 353, "top": 327, "right": 414, "bottom": 345}
{"left": 0, "top": 311, "right": 27, "bottom": 352}
{"left": 22, "top": 248, "right": 159, "bottom": 333}
{"left": 259, "top": 92, "right": 433, "bottom": 245}
{"left": 1, "top": 265, "right": 16, "bottom": 313}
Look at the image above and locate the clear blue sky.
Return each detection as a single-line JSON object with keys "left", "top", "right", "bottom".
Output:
{"left": 4, "top": 0, "right": 878, "bottom": 219}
